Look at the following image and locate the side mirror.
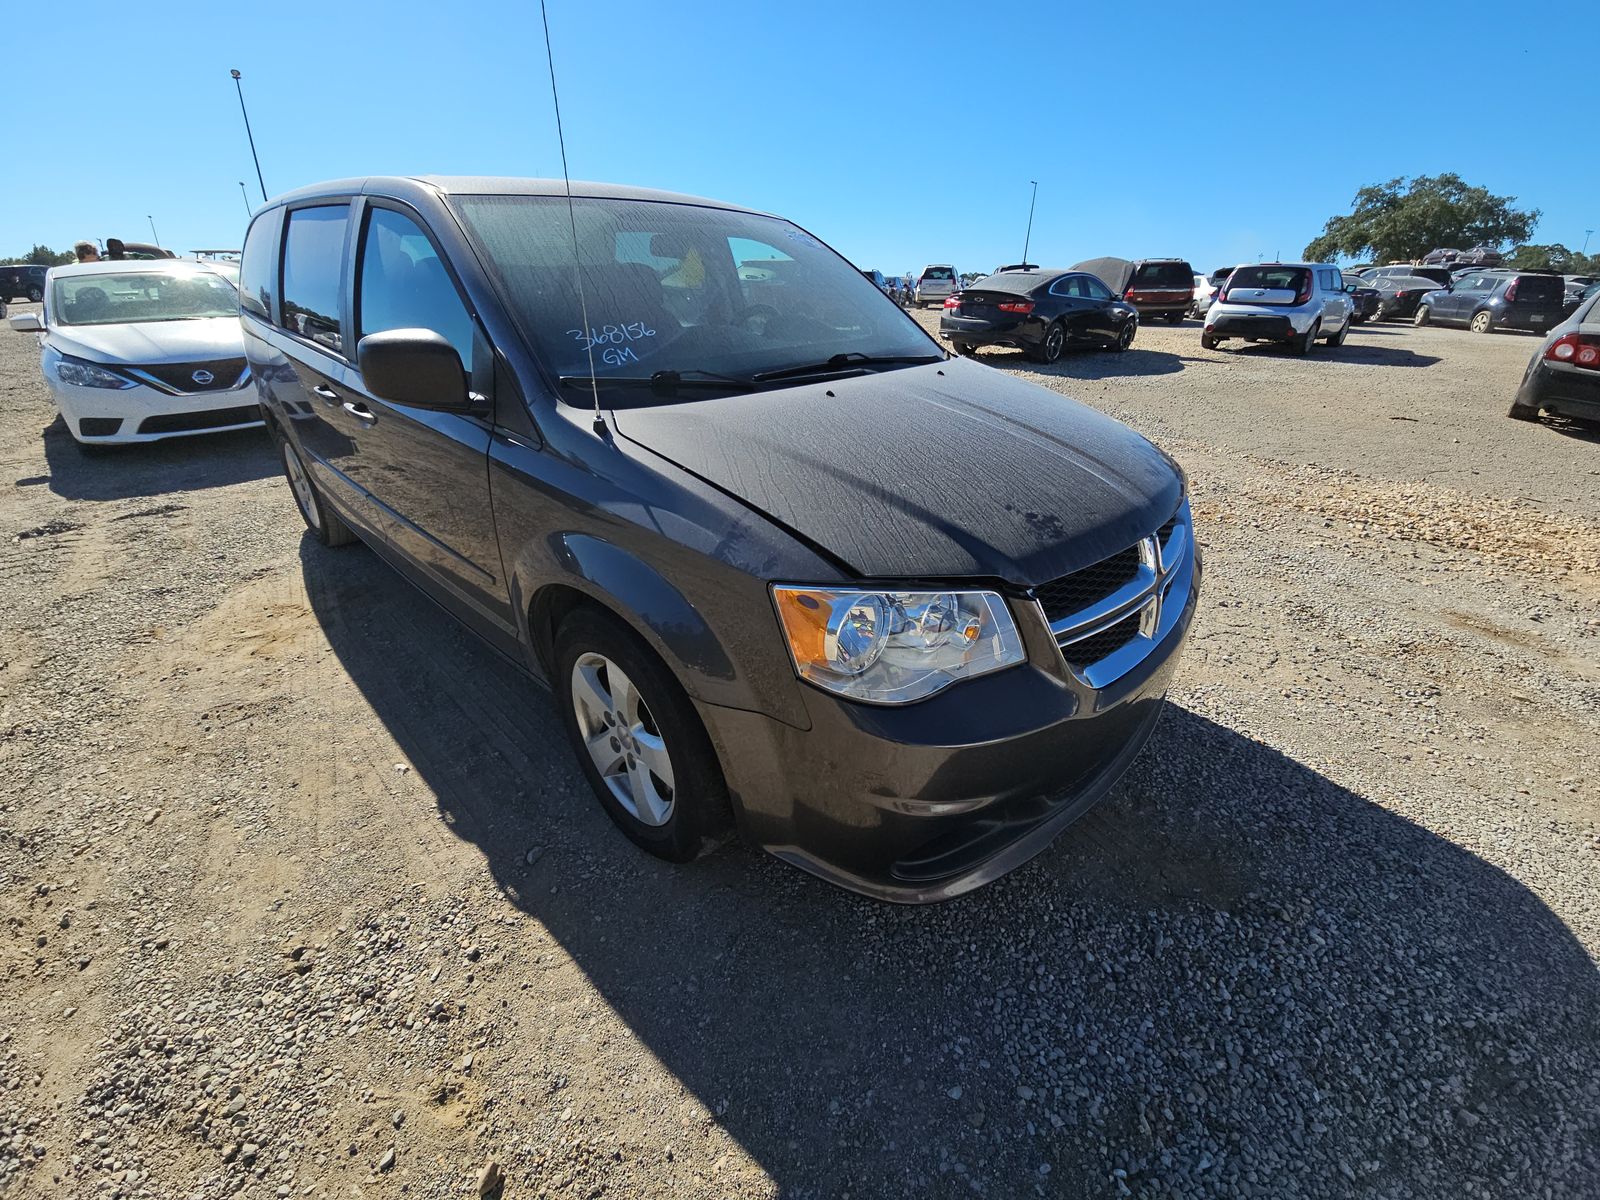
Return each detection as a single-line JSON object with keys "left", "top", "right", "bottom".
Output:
{"left": 356, "top": 329, "right": 468, "bottom": 411}
{"left": 9, "top": 312, "right": 43, "bottom": 332}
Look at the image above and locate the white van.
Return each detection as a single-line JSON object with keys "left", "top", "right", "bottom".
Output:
{"left": 915, "top": 265, "right": 960, "bottom": 308}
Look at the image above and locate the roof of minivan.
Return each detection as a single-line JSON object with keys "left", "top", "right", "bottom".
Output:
{"left": 267, "top": 175, "right": 764, "bottom": 215}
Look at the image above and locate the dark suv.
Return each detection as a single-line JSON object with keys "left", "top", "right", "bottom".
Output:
{"left": 240, "top": 177, "right": 1196, "bottom": 903}
{"left": 1073, "top": 257, "right": 1196, "bottom": 324}
{"left": 0, "top": 264, "right": 47, "bottom": 303}
{"left": 1415, "top": 271, "right": 1565, "bottom": 335}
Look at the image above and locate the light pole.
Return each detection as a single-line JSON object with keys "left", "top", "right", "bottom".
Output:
{"left": 1021, "top": 180, "right": 1039, "bottom": 266}
{"left": 230, "top": 69, "right": 268, "bottom": 203}
{"left": 147, "top": 215, "right": 161, "bottom": 247}
{"left": 239, "top": 181, "right": 252, "bottom": 218}
{"left": 1585, "top": 229, "right": 1594, "bottom": 256}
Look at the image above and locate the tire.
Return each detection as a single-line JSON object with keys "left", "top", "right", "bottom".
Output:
{"left": 1031, "top": 321, "right": 1067, "bottom": 364}
{"left": 27, "top": 286, "right": 43, "bottom": 303}
{"left": 1413, "top": 305, "right": 1431, "bottom": 327}
{"left": 278, "top": 434, "right": 356, "bottom": 547}
{"left": 1325, "top": 317, "right": 1349, "bottom": 346}
{"left": 954, "top": 341, "right": 980, "bottom": 358}
{"left": 1163, "top": 312, "right": 1182, "bottom": 325}
{"left": 1292, "top": 322, "right": 1319, "bottom": 355}
{"left": 1469, "top": 310, "right": 1493, "bottom": 334}
{"left": 554, "top": 607, "right": 731, "bottom": 862}
{"left": 1201, "top": 332, "right": 1219, "bottom": 351}
{"left": 1507, "top": 401, "right": 1540, "bottom": 422}
{"left": 1111, "top": 320, "right": 1136, "bottom": 352}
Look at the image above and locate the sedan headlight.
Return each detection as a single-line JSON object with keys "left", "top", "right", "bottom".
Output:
{"left": 53, "top": 354, "right": 136, "bottom": 390}
{"left": 772, "top": 586, "right": 1025, "bottom": 704}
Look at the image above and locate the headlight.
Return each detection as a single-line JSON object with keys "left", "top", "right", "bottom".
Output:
{"left": 53, "top": 354, "right": 135, "bottom": 390}
{"left": 772, "top": 586, "right": 1025, "bottom": 704}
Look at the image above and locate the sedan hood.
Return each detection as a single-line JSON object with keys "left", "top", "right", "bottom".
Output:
{"left": 613, "top": 359, "right": 1183, "bottom": 585}
{"left": 47, "top": 317, "right": 244, "bottom": 365}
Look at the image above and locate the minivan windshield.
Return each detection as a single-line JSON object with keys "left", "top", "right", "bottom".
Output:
{"left": 451, "top": 195, "right": 939, "bottom": 400}
{"left": 51, "top": 269, "right": 238, "bottom": 326}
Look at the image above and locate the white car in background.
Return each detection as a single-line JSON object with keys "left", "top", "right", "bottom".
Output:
{"left": 914, "top": 264, "right": 961, "bottom": 308}
{"left": 8, "top": 260, "right": 260, "bottom": 450}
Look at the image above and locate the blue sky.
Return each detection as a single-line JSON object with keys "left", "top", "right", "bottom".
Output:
{"left": 4, "top": 1, "right": 1594, "bottom": 275}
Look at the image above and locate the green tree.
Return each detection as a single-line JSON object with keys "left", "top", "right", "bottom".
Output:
{"left": 1505, "top": 244, "right": 1599, "bottom": 275}
{"left": 1304, "top": 174, "right": 1539, "bottom": 264}
{"left": 0, "top": 244, "right": 77, "bottom": 267}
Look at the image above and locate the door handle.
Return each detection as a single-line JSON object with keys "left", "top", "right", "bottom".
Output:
{"left": 342, "top": 400, "right": 376, "bottom": 422}
{"left": 312, "top": 384, "right": 339, "bottom": 402}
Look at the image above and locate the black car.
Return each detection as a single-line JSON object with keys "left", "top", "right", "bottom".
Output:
{"left": 1369, "top": 275, "right": 1442, "bottom": 322}
{"left": 1074, "top": 257, "right": 1196, "bottom": 323}
{"left": 939, "top": 269, "right": 1139, "bottom": 361}
{"left": 1415, "top": 271, "right": 1565, "bottom": 335}
{"left": 1360, "top": 264, "right": 1455, "bottom": 289}
{"left": 240, "top": 177, "right": 1197, "bottom": 904}
{"left": 1509, "top": 288, "right": 1600, "bottom": 424}
{"left": 1342, "top": 275, "right": 1381, "bottom": 323}
{"left": 0, "top": 264, "right": 47, "bottom": 303}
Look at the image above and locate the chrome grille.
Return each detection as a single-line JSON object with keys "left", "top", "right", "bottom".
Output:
{"left": 127, "top": 358, "right": 249, "bottom": 394}
{"left": 1036, "top": 500, "right": 1195, "bottom": 688}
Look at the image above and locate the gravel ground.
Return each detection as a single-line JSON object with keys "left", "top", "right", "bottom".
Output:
{"left": 1, "top": 303, "right": 1596, "bottom": 1199}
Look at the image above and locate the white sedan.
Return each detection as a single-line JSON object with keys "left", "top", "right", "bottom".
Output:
{"left": 8, "top": 260, "right": 261, "bottom": 449}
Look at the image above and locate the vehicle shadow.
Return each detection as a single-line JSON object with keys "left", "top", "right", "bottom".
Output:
{"left": 1537, "top": 414, "right": 1600, "bottom": 444}
{"left": 299, "top": 541, "right": 1600, "bottom": 1198}
{"left": 1221, "top": 340, "right": 1442, "bottom": 368}
{"left": 979, "top": 347, "right": 1193, "bottom": 380}
{"left": 39, "top": 416, "right": 276, "bottom": 501}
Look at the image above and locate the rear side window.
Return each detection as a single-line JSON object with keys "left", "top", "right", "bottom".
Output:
{"left": 356, "top": 208, "right": 475, "bottom": 367}
{"left": 281, "top": 205, "right": 349, "bottom": 354}
{"left": 1135, "top": 262, "right": 1193, "bottom": 288}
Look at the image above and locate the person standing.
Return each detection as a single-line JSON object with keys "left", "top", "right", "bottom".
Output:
{"left": 74, "top": 240, "right": 100, "bottom": 263}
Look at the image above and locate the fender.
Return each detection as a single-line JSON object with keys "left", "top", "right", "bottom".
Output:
{"left": 518, "top": 532, "right": 810, "bottom": 730}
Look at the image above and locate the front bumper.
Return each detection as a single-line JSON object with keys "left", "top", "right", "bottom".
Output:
{"left": 699, "top": 556, "right": 1199, "bottom": 903}
{"left": 49, "top": 376, "right": 263, "bottom": 444}
{"left": 1517, "top": 360, "right": 1600, "bottom": 421}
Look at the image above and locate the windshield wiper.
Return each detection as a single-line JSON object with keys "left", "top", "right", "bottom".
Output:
{"left": 557, "top": 369, "right": 757, "bottom": 397}
{"left": 751, "top": 352, "right": 945, "bottom": 384}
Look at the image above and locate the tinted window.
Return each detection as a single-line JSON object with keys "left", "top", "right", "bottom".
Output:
{"left": 1048, "top": 275, "right": 1085, "bottom": 298}
{"left": 1082, "top": 275, "right": 1111, "bottom": 301}
{"left": 239, "top": 213, "right": 276, "bottom": 320}
{"left": 1508, "top": 275, "right": 1563, "bottom": 304}
{"left": 921, "top": 266, "right": 956, "bottom": 281}
{"left": 1135, "top": 262, "right": 1193, "bottom": 288}
{"left": 281, "top": 205, "right": 349, "bottom": 353}
{"left": 1227, "top": 265, "right": 1309, "bottom": 292}
{"left": 357, "top": 207, "right": 474, "bottom": 367}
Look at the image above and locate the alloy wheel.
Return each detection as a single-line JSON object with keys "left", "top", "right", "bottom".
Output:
{"left": 1119, "top": 321, "right": 1135, "bottom": 349}
{"left": 1470, "top": 311, "right": 1492, "bottom": 334}
{"left": 570, "top": 653, "right": 676, "bottom": 827}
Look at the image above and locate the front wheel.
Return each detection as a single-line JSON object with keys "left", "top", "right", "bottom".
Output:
{"left": 1469, "top": 310, "right": 1493, "bottom": 334}
{"left": 555, "top": 607, "right": 730, "bottom": 862}
{"left": 279, "top": 435, "right": 356, "bottom": 547}
{"left": 1325, "top": 318, "right": 1349, "bottom": 346}
{"left": 1413, "top": 305, "right": 1431, "bottom": 327}
{"left": 1111, "top": 320, "right": 1136, "bottom": 352}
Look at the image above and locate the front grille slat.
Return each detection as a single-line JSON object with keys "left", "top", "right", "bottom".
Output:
{"left": 1061, "top": 613, "right": 1142, "bottom": 669}
{"left": 136, "top": 358, "right": 248, "bottom": 393}
{"left": 1034, "top": 545, "right": 1141, "bottom": 624}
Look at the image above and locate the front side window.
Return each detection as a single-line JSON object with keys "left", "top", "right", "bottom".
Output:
{"left": 1082, "top": 276, "right": 1112, "bottom": 301}
{"left": 50, "top": 269, "right": 238, "bottom": 327}
{"left": 356, "top": 207, "right": 475, "bottom": 367}
{"left": 451, "top": 195, "right": 936, "bottom": 403}
{"left": 281, "top": 205, "right": 349, "bottom": 354}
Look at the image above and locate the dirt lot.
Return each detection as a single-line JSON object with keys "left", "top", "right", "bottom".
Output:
{"left": 2, "top": 305, "right": 1597, "bottom": 1200}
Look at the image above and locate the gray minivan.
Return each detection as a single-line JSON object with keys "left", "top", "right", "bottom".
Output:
{"left": 239, "top": 176, "right": 1197, "bottom": 902}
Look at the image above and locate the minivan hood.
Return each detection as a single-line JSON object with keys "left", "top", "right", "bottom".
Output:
{"left": 613, "top": 360, "right": 1183, "bottom": 585}
{"left": 47, "top": 317, "right": 244, "bottom": 365}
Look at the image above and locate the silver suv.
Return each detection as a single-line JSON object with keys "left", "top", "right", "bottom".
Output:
{"left": 914, "top": 264, "right": 960, "bottom": 308}
{"left": 1202, "top": 262, "right": 1353, "bottom": 355}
